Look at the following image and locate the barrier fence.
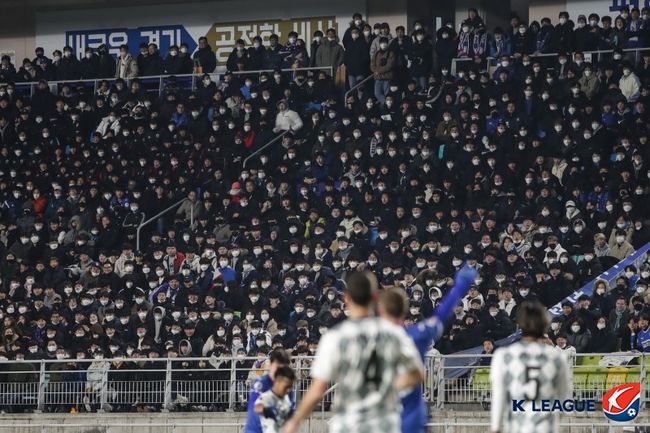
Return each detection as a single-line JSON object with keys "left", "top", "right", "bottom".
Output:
{"left": 0, "top": 353, "right": 646, "bottom": 413}
{"left": 8, "top": 66, "right": 334, "bottom": 98}
{"left": 450, "top": 46, "right": 650, "bottom": 76}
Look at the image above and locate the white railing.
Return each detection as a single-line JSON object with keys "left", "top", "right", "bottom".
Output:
{"left": 0, "top": 353, "right": 646, "bottom": 413}
{"left": 450, "top": 46, "right": 650, "bottom": 76}
{"left": 7, "top": 66, "right": 334, "bottom": 97}
{"left": 432, "top": 352, "right": 648, "bottom": 410}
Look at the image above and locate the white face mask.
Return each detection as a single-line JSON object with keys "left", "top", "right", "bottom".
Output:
{"left": 571, "top": 325, "right": 580, "bottom": 333}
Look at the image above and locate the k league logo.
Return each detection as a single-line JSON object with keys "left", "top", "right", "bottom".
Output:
{"left": 602, "top": 383, "right": 641, "bottom": 422}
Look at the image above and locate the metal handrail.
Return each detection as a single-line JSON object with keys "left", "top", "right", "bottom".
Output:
{"left": 344, "top": 73, "right": 373, "bottom": 102}
{"left": 231, "top": 66, "right": 333, "bottom": 76}
{"left": 135, "top": 196, "right": 185, "bottom": 251}
{"left": 450, "top": 46, "right": 649, "bottom": 75}
{"left": 242, "top": 129, "right": 290, "bottom": 168}
{"left": 8, "top": 66, "right": 333, "bottom": 90}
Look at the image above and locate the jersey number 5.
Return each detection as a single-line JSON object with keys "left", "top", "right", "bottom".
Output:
{"left": 524, "top": 366, "right": 541, "bottom": 400}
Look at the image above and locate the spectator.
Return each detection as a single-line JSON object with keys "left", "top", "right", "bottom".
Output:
{"left": 344, "top": 27, "right": 370, "bottom": 90}
{"left": 315, "top": 28, "right": 344, "bottom": 75}
{"left": 619, "top": 63, "right": 641, "bottom": 101}
{"left": 370, "top": 37, "right": 395, "bottom": 103}
{"left": 273, "top": 100, "right": 303, "bottom": 133}
{"left": 115, "top": 45, "right": 138, "bottom": 79}
{"left": 193, "top": 36, "right": 216, "bottom": 73}
{"left": 141, "top": 43, "right": 164, "bottom": 76}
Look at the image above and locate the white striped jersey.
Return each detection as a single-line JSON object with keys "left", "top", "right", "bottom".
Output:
{"left": 490, "top": 341, "right": 571, "bottom": 433}
{"left": 311, "top": 316, "right": 423, "bottom": 433}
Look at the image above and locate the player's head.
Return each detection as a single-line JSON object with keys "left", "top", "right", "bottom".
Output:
{"left": 268, "top": 348, "right": 290, "bottom": 380}
{"left": 378, "top": 289, "right": 408, "bottom": 323}
{"left": 516, "top": 301, "right": 549, "bottom": 339}
{"left": 271, "top": 365, "right": 295, "bottom": 397}
{"left": 345, "top": 270, "right": 378, "bottom": 308}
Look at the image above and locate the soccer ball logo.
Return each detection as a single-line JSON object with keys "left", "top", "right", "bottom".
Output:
{"left": 602, "top": 383, "right": 641, "bottom": 422}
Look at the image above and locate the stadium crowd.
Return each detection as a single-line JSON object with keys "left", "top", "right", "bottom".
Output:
{"left": 0, "top": 6, "right": 648, "bottom": 412}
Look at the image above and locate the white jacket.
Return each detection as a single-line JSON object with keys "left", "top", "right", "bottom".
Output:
{"left": 619, "top": 73, "right": 641, "bottom": 102}
{"left": 96, "top": 116, "right": 121, "bottom": 137}
{"left": 273, "top": 109, "right": 303, "bottom": 133}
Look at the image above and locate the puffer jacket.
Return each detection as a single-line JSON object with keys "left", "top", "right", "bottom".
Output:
{"left": 371, "top": 49, "right": 395, "bottom": 80}
{"left": 315, "top": 38, "right": 344, "bottom": 70}
{"left": 578, "top": 72, "right": 600, "bottom": 100}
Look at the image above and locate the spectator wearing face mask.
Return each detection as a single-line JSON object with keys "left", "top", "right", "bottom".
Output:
{"left": 314, "top": 28, "right": 344, "bottom": 76}
{"left": 164, "top": 45, "right": 183, "bottom": 75}
{"left": 566, "top": 319, "right": 591, "bottom": 352}
{"left": 273, "top": 100, "right": 302, "bottom": 133}
{"left": 409, "top": 30, "right": 433, "bottom": 90}
{"left": 435, "top": 27, "right": 457, "bottom": 72}
{"left": 371, "top": 38, "right": 396, "bottom": 104}
{"left": 344, "top": 27, "right": 371, "bottom": 91}
{"left": 609, "top": 229, "right": 635, "bottom": 260}
{"left": 619, "top": 63, "right": 641, "bottom": 102}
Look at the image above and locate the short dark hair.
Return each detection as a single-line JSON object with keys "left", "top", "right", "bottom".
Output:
{"left": 516, "top": 301, "right": 549, "bottom": 338}
{"left": 380, "top": 289, "right": 407, "bottom": 319}
{"left": 269, "top": 348, "right": 290, "bottom": 365}
{"left": 274, "top": 365, "right": 295, "bottom": 382}
{"left": 345, "top": 271, "right": 377, "bottom": 307}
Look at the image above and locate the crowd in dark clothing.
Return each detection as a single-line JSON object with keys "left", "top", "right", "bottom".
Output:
{"left": 0, "top": 7, "right": 648, "bottom": 413}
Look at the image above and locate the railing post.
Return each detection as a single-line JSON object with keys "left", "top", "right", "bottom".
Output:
{"left": 228, "top": 356, "right": 236, "bottom": 411}
{"left": 641, "top": 354, "right": 647, "bottom": 409}
{"left": 99, "top": 360, "right": 108, "bottom": 411}
{"left": 164, "top": 358, "right": 172, "bottom": 411}
{"left": 36, "top": 360, "right": 46, "bottom": 412}
{"left": 136, "top": 224, "right": 142, "bottom": 251}
{"left": 436, "top": 356, "right": 445, "bottom": 410}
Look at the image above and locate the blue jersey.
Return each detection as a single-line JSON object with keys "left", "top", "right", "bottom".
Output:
{"left": 244, "top": 374, "right": 296, "bottom": 433}
{"left": 400, "top": 265, "right": 477, "bottom": 433}
{"left": 401, "top": 317, "right": 444, "bottom": 433}
{"left": 632, "top": 326, "right": 650, "bottom": 352}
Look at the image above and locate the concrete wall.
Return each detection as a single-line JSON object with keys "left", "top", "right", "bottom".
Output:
{"left": 366, "top": 0, "right": 408, "bottom": 33}
{"left": 0, "top": 411, "right": 646, "bottom": 433}
{"left": 0, "top": 9, "right": 36, "bottom": 66}
{"left": 529, "top": 0, "right": 567, "bottom": 23}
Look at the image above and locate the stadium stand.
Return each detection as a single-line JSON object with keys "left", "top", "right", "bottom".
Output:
{"left": 0, "top": 6, "right": 648, "bottom": 413}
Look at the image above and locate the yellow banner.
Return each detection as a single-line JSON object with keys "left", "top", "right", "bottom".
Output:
{"left": 205, "top": 16, "right": 338, "bottom": 67}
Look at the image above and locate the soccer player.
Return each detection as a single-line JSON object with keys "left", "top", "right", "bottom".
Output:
{"left": 379, "top": 265, "right": 477, "bottom": 433}
{"left": 490, "top": 301, "right": 570, "bottom": 433}
{"left": 282, "top": 270, "right": 424, "bottom": 433}
{"left": 244, "top": 349, "right": 292, "bottom": 433}
{"left": 255, "top": 366, "right": 296, "bottom": 433}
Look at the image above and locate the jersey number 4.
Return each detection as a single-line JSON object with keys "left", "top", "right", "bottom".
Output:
{"left": 523, "top": 366, "right": 541, "bottom": 400}
{"left": 363, "top": 349, "right": 382, "bottom": 388}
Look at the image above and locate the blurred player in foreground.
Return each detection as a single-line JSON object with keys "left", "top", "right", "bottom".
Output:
{"left": 255, "top": 366, "right": 296, "bottom": 433}
{"left": 490, "top": 301, "right": 570, "bottom": 433}
{"left": 282, "top": 270, "right": 424, "bottom": 433}
{"left": 379, "top": 265, "right": 477, "bottom": 433}
{"left": 244, "top": 349, "right": 292, "bottom": 433}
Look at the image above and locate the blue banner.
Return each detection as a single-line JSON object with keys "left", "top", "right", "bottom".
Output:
{"left": 65, "top": 25, "right": 197, "bottom": 59}
{"left": 608, "top": 1, "right": 650, "bottom": 11}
